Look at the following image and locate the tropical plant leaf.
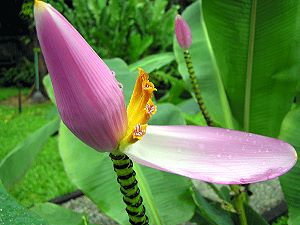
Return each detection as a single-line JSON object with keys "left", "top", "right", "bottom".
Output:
{"left": 0, "top": 118, "right": 60, "bottom": 189}
{"left": 244, "top": 203, "right": 268, "bottom": 225}
{"left": 279, "top": 106, "right": 300, "bottom": 225}
{"left": 191, "top": 186, "right": 234, "bottom": 225}
{"left": 43, "top": 75, "right": 56, "bottom": 104}
{"left": 104, "top": 58, "right": 136, "bottom": 104}
{"left": 0, "top": 182, "right": 47, "bottom": 225}
{"left": 129, "top": 52, "right": 175, "bottom": 73}
{"left": 177, "top": 98, "right": 207, "bottom": 126}
{"left": 149, "top": 103, "right": 186, "bottom": 125}
{"left": 173, "top": 1, "right": 235, "bottom": 129}
{"left": 202, "top": 0, "right": 300, "bottom": 135}
{"left": 31, "top": 203, "right": 85, "bottom": 225}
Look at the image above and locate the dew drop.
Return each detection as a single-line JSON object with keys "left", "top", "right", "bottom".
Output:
{"left": 217, "top": 154, "right": 221, "bottom": 158}
{"left": 118, "top": 82, "right": 123, "bottom": 89}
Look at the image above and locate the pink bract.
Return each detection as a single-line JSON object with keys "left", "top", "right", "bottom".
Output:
{"left": 34, "top": 2, "right": 127, "bottom": 151}
{"left": 125, "top": 126, "right": 297, "bottom": 184}
{"left": 175, "top": 15, "right": 192, "bottom": 49}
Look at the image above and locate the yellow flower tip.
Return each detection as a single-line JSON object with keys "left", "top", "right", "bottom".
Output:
{"left": 34, "top": 0, "right": 46, "bottom": 8}
{"left": 132, "top": 124, "right": 147, "bottom": 140}
{"left": 138, "top": 67, "right": 149, "bottom": 80}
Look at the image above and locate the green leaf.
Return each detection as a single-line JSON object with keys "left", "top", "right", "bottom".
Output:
{"left": 0, "top": 182, "right": 47, "bottom": 225}
{"left": 58, "top": 124, "right": 126, "bottom": 222}
{"left": 58, "top": 102, "right": 194, "bottom": 225}
{"left": 177, "top": 98, "right": 207, "bottom": 126}
{"left": 191, "top": 186, "right": 234, "bottom": 225}
{"left": 244, "top": 203, "right": 268, "bottom": 225}
{"left": 129, "top": 52, "right": 175, "bottom": 73}
{"left": 149, "top": 103, "right": 186, "bottom": 125}
{"left": 0, "top": 118, "right": 60, "bottom": 189}
{"left": 31, "top": 203, "right": 85, "bottom": 225}
{"left": 279, "top": 106, "right": 300, "bottom": 225}
{"left": 173, "top": 1, "right": 235, "bottom": 129}
{"left": 202, "top": 0, "right": 300, "bottom": 135}
{"left": 43, "top": 75, "right": 56, "bottom": 104}
{"left": 104, "top": 58, "right": 136, "bottom": 104}
{"left": 133, "top": 164, "right": 194, "bottom": 225}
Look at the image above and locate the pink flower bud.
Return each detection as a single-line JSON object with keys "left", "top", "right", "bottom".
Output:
{"left": 34, "top": 1, "right": 127, "bottom": 151}
{"left": 175, "top": 15, "right": 192, "bottom": 49}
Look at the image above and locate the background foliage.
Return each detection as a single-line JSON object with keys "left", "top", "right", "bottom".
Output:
{"left": 50, "top": 0, "right": 179, "bottom": 63}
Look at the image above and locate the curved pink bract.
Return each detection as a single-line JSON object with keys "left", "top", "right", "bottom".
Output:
{"left": 175, "top": 15, "right": 192, "bottom": 49}
{"left": 125, "top": 126, "right": 297, "bottom": 184}
{"left": 34, "top": 2, "right": 127, "bottom": 151}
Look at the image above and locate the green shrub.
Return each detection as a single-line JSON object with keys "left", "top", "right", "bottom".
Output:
{"left": 0, "top": 58, "right": 34, "bottom": 87}
{"left": 50, "top": 0, "right": 179, "bottom": 63}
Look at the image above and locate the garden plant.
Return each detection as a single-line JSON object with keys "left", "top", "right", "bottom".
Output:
{"left": 0, "top": 1, "right": 300, "bottom": 225}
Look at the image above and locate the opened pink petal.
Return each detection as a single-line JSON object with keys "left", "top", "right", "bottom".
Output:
{"left": 34, "top": 2, "right": 127, "bottom": 151}
{"left": 125, "top": 126, "right": 297, "bottom": 184}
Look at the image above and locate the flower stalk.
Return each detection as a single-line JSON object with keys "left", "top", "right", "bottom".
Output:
{"left": 230, "top": 185, "right": 248, "bottom": 225}
{"left": 183, "top": 50, "right": 214, "bottom": 126}
{"left": 109, "top": 152, "right": 149, "bottom": 225}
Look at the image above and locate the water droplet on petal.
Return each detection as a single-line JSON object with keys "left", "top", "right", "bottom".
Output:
{"left": 217, "top": 154, "right": 221, "bottom": 158}
{"left": 118, "top": 82, "right": 123, "bottom": 89}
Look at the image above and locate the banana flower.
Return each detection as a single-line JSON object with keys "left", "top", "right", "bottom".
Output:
{"left": 34, "top": 1, "right": 297, "bottom": 185}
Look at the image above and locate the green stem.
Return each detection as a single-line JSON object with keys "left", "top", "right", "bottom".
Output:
{"left": 183, "top": 50, "right": 214, "bottom": 126}
{"left": 109, "top": 152, "right": 149, "bottom": 225}
{"left": 230, "top": 185, "right": 247, "bottom": 225}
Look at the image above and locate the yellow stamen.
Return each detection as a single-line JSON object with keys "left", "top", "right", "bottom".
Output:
{"left": 132, "top": 124, "right": 148, "bottom": 140}
{"left": 119, "top": 68, "right": 157, "bottom": 149}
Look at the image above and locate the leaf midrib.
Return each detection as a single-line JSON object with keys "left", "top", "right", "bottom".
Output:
{"left": 244, "top": 0, "right": 257, "bottom": 132}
